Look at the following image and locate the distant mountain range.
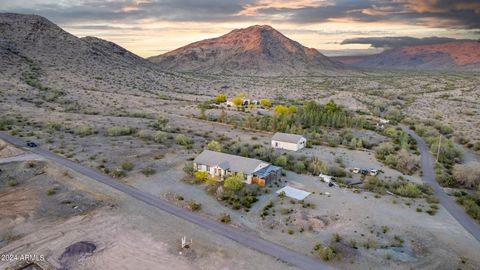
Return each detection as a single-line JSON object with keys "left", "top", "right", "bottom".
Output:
{"left": 149, "top": 25, "right": 346, "bottom": 76}
{"left": 333, "top": 41, "right": 480, "bottom": 70}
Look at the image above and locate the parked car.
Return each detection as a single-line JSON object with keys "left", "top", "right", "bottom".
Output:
{"left": 26, "top": 141, "right": 38, "bottom": 147}
{"left": 352, "top": 167, "right": 360, "bottom": 174}
{"left": 369, "top": 169, "right": 379, "bottom": 176}
{"left": 360, "top": 169, "right": 370, "bottom": 175}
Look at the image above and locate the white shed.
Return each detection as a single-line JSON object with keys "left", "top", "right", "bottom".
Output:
{"left": 271, "top": 132, "right": 306, "bottom": 151}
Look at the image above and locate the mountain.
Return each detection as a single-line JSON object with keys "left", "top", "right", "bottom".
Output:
{"left": 0, "top": 13, "right": 177, "bottom": 95}
{"left": 333, "top": 41, "right": 480, "bottom": 70}
{"left": 149, "top": 25, "right": 346, "bottom": 76}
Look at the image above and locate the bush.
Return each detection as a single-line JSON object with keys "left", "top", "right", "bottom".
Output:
{"left": 188, "top": 201, "right": 201, "bottom": 211}
{"left": 153, "top": 131, "right": 167, "bottom": 143}
{"left": 293, "top": 161, "right": 306, "bottom": 173}
{"left": 121, "top": 162, "right": 134, "bottom": 171}
{"left": 74, "top": 126, "right": 93, "bottom": 136}
{"left": 175, "top": 134, "right": 192, "bottom": 145}
{"left": 260, "top": 99, "right": 272, "bottom": 107}
{"left": 219, "top": 213, "right": 231, "bottom": 223}
{"left": 394, "top": 182, "right": 422, "bottom": 198}
{"left": 141, "top": 166, "right": 156, "bottom": 176}
{"left": 453, "top": 162, "right": 480, "bottom": 189}
{"left": 318, "top": 246, "right": 336, "bottom": 261}
{"left": 214, "top": 93, "right": 227, "bottom": 103}
{"left": 137, "top": 130, "right": 152, "bottom": 140}
{"left": 224, "top": 173, "right": 243, "bottom": 191}
{"left": 107, "top": 126, "right": 134, "bottom": 136}
{"left": 194, "top": 171, "right": 210, "bottom": 182}
{"left": 332, "top": 233, "right": 342, "bottom": 242}
{"left": 274, "top": 155, "right": 287, "bottom": 167}
{"left": 207, "top": 140, "right": 222, "bottom": 152}
{"left": 47, "top": 188, "right": 57, "bottom": 196}
{"left": 111, "top": 168, "right": 126, "bottom": 178}
{"left": 375, "top": 142, "right": 396, "bottom": 160}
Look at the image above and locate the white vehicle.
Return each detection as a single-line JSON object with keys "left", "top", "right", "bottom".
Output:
{"left": 352, "top": 167, "right": 360, "bottom": 174}
{"left": 369, "top": 169, "right": 379, "bottom": 176}
{"left": 318, "top": 173, "right": 334, "bottom": 183}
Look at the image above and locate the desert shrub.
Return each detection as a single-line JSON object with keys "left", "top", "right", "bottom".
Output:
{"left": 141, "top": 166, "right": 156, "bottom": 176}
{"left": 47, "top": 188, "right": 57, "bottom": 196}
{"left": 175, "top": 134, "right": 192, "bottom": 145}
{"left": 111, "top": 168, "right": 126, "bottom": 178}
{"left": 274, "top": 155, "right": 288, "bottom": 167}
{"left": 219, "top": 213, "right": 231, "bottom": 223}
{"left": 214, "top": 93, "right": 227, "bottom": 103}
{"left": 137, "top": 130, "right": 152, "bottom": 140}
{"left": 121, "top": 162, "right": 134, "bottom": 171}
{"left": 453, "top": 162, "right": 480, "bottom": 189}
{"left": 330, "top": 166, "right": 347, "bottom": 177}
{"left": 293, "top": 161, "right": 306, "bottom": 173}
{"left": 74, "top": 126, "right": 93, "bottom": 136}
{"left": 318, "top": 246, "right": 336, "bottom": 261}
{"left": 188, "top": 201, "right": 201, "bottom": 211}
{"left": 364, "top": 177, "right": 387, "bottom": 195}
{"left": 394, "top": 182, "right": 422, "bottom": 198}
{"left": 426, "top": 195, "right": 439, "bottom": 204}
{"left": 207, "top": 140, "right": 222, "bottom": 152}
{"left": 45, "top": 121, "right": 62, "bottom": 132}
{"left": 332, "top": 233, "right": 342, "bottom": 242}
{"left": 107, "top": 126, "right": 134, "bottom": 136}
{"left": 6, "top": 177, "right": 18, "bottom": 187}
{"left": 375, "top": 142, "right": 396, "bottom": 160}
{"left": 260, "top": 99, "right": 272, "bottom": 107}
{"left": 153, "top": 131, "right": 167, "bottom": 143}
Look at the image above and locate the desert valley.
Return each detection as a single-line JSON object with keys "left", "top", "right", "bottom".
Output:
{"left": 1, "top": 9, "right": 480, "bottom": 270}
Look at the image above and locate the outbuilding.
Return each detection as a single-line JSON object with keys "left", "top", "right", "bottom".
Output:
{"left": 271, "top": 132, "right": 306, "bottom": 151}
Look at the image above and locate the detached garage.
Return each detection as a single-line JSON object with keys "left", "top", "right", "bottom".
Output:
{"left": 271, "top": 132, "right": 306, "bottom": 151}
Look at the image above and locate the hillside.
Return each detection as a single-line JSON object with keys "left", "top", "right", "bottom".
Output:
{"left": 149, "top": 25, "right": 346, "bottom": 76}
{"left": 0, "top": 13, "right": 179, "bottom": 95}
{"left": 334, "top": 41, "right": 480, "bottom": 70}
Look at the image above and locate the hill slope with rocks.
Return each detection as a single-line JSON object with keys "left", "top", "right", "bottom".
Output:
{"left": 0, "top": 12, "right": 181, "bottom": 95}
{"left": 149, "top": 25, "right": 347, "bottom": 76}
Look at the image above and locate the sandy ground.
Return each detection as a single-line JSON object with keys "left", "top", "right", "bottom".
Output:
{"left": 0, "top": 159, "right": 299, "bottom": 270}
{"left": 0, "top": 139, "right": 24, "bottom": 158}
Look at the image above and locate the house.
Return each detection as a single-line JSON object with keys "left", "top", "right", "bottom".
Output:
{"left": 271, "top": 132, "right": 306, "bottom": 151}
{"left": 193, "top": 150, "right": 281, "bottom": 187}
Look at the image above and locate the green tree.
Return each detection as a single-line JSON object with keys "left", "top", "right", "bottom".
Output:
{"left": 224, "top": 173, "right": 244, "bottom": 191}
{"left": 207, "top": 140, "right": 222, "bottom": 152}
{"left": 275, "top": 155, "right": 288, "bottom": 167}
{"left": 214, "top": 93, "right": 227, "bottom": 103}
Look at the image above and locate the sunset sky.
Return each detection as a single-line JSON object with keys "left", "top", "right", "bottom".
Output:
{"left": 1, "top": 0, "right": 479, "bottom": 57}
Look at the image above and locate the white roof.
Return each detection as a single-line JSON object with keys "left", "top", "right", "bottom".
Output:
{"left": 276, "top": 186, "right": 311, "bottom": 200}
{"left": 194, "top": 150, "right": 269, "bottom": 174}
{"left": 271, "top": 132, "right": 305, "bottom": 143}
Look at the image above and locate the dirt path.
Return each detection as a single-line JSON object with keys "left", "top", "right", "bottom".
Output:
{"left": 400, "top": 125, "right": 480, "bottom": 242}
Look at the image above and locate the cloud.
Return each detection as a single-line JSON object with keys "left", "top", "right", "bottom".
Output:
{"left": 0, "top": 0, "right": 257, "bottom": 24}
{"left": 254, "top": 0, "right": 480, "bottom": 29}
{"left": 1, "top": 0, "right": 479, "bottom": 30}
{"left": 340, "top": 36, "right": 471, "bottom": 48}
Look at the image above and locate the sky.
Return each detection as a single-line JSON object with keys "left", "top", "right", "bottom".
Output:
{"left": 1, "top": 0, "right": 479, "bottom": 57}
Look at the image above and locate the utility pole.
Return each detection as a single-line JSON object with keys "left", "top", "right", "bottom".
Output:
{"left": 436, "top": 134, "right": 442, "bottom": 163}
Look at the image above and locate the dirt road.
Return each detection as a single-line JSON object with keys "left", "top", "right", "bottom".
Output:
{"left": 400, "top": 125, "right": 480, "bottom": 242}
